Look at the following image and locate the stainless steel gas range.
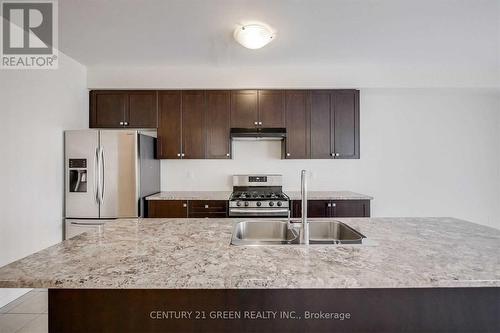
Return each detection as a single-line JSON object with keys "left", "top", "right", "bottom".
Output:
{"left": 229, "top": 174, "right": 290, "bottom": 217}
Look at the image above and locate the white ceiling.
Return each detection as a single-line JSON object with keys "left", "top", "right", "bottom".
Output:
{"left": 59, "top": 0, "right": 500, "bottom": 72}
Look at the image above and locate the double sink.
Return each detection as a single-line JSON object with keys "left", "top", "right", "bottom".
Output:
{"left": 231, "top": 220, "right": 366, "bottom": 246}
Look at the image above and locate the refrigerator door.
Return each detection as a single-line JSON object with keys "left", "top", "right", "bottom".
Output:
{"left": 99, "top": 130, "right": 139, "bottom": 218}
{"left": 65, "top": 130, "right": 100, "bottom": 218}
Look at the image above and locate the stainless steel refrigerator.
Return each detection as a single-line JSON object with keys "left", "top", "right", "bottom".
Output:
{"left": 64, "top": 130, "right": 160, "bottom": 239}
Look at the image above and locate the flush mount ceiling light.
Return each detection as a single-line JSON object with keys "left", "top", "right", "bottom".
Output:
{"left": 233, "top": 24, "right": 276, "bottom": 49}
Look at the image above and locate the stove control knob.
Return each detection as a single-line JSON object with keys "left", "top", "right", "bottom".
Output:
{"left": 269, "top": 201, "right": 274, "bottom": 207}
{"left": 237, "top": 201, "right": 242, "bottom": 207}
{"left": 256, "top": 201, "right": 262, "bottom": 207}
{"left": 244, "top": 202, "right": 249, "bottom": 207}
{"left": 277, "top": 201, "right": 282, "bottom": 207}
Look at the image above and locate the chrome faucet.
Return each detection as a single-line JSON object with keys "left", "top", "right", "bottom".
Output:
{"left": 300, "top": 170, "right": 309, "bottom": 245}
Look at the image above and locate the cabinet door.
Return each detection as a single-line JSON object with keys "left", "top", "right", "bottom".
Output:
{"left": 127, "top": 91, "right": 157, "bottom": 128}
{"left": 284, "top": 91, "right": 310, "bottom": 159}
{"left": 332, "top": 90, "right": 360, "bottom": 159}
{"left": 332, "top": 200, "right": 370, "bottom": 217}
{"left": 157, "top": 91, "right": 182, "bottom": 159}
{"left": 258, "top": 90, "right": 285, "bottom": 128}
{"left": 230, "top": 90, "right": 258, "bottom": 128}
{"left": 182, "top": 91, "right": 206, "bottom": 159}
{"left": 308, "top": 200, "right": 331, "bottom": 217}
{"left": 291, "top": 200, "right": 330, "bottom": 218}
{"left": 90, "top": 91, "right": 127, "bottom": 128}
{"left": 147, "top": 200, "right": 188, "bottom": 218}
{"left": 310, "top": 91, "right": 333, "bottom": 159}
{"left": 206, "top": 91, "right": 231, "bottom": 159}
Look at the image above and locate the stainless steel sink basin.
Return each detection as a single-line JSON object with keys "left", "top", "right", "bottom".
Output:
{"left": 230, "top": 220, "right": 366, "bottom": 246}
{"left": 309, "top": 221, "right": 365, "bottom": 244}
{"left": 231, "top": 221, "right": 298, "bottom": 245}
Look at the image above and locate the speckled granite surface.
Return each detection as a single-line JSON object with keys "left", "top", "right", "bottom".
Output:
{"left": 0, "top": 217, "right": 498, "bottom": 289}
{"left": 146, "top": 191, "right": 372, "bottom": 201}
{"left": 285, "top": 191, "right": 373, "bottom": 200}
{"left": 146, "top": 191, "right": 232, "bottom": 200}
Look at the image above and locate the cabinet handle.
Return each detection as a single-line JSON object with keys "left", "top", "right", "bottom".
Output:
{"left": 258, "top": 121, "right": 262, "bottom": 125}
{"left": 177, "top": 153, "right": 181, "bottom": 157}
{"left": 332, "top": 203, "right": 336, "bottom": 207}
{"left": 335, "top": 153, "right": 340, "bottom": 157}
{"left": 119, "top": 121, "right": 124, "bottom": 125}
{"left": 330, "top": 153, "right": 334, "bottom": 157}
{"left": 124, "top": 122, "right": 129, "bottom": 126}
{"left": 286, "top": 153, "right": 290, "bottom": 157}
{"left": 204, "top": 205, "right": 209, "bottom": 209}
{"left": 327, "top": 203, "right": 332, "bottom": 207}
{"left": 183, "top": 203, "right": 187, "bottom": 208}
{"left": 181, "top": 153, "right": 185, "bottom": 157}
{"left": 226, "top": 153, "right": 230, "bottom": 157}
{"left": 254, "top": 121, "right": 258, "bottom": 126}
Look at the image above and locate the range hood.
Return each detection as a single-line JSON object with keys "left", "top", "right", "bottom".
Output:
{"left": 230, "top": 128, "right": 286, "bottom": 140}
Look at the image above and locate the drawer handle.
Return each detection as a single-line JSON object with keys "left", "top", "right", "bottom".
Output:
{"left": 183, "top": 203, "right": 187, "bottom": 208}
{"left": 204, "top": 205, "right": 209, "bottom": 209}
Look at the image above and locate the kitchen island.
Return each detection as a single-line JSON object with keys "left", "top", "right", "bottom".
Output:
{"left": 0, "top": 217, "right": 498, "bottom": 332}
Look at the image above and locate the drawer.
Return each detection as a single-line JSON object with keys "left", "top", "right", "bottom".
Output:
{"left": 188, "top": 200, "right": 227, "bottom": 213}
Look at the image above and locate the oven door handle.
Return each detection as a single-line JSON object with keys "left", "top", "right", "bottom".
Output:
{"left": 229, "top": 208, "right": 290, "bottom": 214}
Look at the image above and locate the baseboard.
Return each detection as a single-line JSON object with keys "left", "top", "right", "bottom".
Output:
{"left": 0, "top": 288, "right": 32, "bottom": 308}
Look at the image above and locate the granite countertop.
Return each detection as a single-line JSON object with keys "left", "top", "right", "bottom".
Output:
{"left": 146, "top": 191, "right": 372, "bottom": 201}
{"left": 0, "top": 217, "right": 498, "bottom": 289}
{"left": 146, "top": 191, "right": 232, "bottom": 200}
{"left": 285, "top": 191, "right": 373, "bottom": 200}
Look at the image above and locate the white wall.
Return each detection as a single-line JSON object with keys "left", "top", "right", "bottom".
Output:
{"left": 162, "top": 89, "right": 500, "bottom": 229}
{"left": 0, "top": 53, "right": 88, "bottom": 307}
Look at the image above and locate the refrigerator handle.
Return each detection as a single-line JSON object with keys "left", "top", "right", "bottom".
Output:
{"left": 94, "top": 147, "right": 100, "bottom": 205}
{"left": 99, "top": 146, "right": 105, "bottom": 205}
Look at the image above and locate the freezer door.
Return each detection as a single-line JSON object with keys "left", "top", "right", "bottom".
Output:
{"left": 65, "top": 219, "right": 105, "bottom": 240}
{"left": 65, "top": 130, "right": 99, "bottom": 218}
{"left": 99, "top": 130, "right": 139, "bottom": 218}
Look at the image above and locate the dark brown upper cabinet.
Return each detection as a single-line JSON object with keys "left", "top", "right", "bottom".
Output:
{"left": 158, "top": 91, "right": 230, "bottom": 160}
{"left": 333, "top": 90, "right": 360, "bottom": 159}
{"left": 90, "top": 90, "right": 157, "bottom": 128}
{"left": 206, "top": 91, "right": 231, "bottom": 159}
{"left": 310, "top": 89, "right": 359, "bottom": 159}
{"left": 310, "top": 91, "right": 332, "bottom": 159}
{"left": 182, "top": 91, "right": 206, "bottom": 159}
{"left": 92, "top": 89, "right": 359, "bottom": 160}
{"left": 157, "top": 91, "right": 182, "bottom": 159}
{"left": 258, "top": 90, "right": 285, "bottom": 128}
{"left": 127, "top": 91, "right": 158, "bottom": 128}
{"left": 158, "top": 91, "right": 205, "bottom": 159}
{"left": 230, "top": 90, "right": 258, "bottom": 128}
{"left": 284, "top": 91, "right": 310, "bottom": 159}
{"left": 230, "top": 90, "right": 285, "bottom": 129}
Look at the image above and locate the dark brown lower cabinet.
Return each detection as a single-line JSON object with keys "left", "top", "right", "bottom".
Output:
{"left": 149, "top": 200, "right": 368, "bottom": 219}
{"left": 188, "top": 200, "right": 228, "bottom": 218}
{"left": 147, "top": 200, "right": 188, "bottom": 218}
{"left": 147, "top": 200, "right": 227, "bottom": 218}
{"left": 292, "top": 200, "right": 370, "bottom": 218}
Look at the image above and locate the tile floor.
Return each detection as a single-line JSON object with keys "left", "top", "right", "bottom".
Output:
{"left": 0, "top": 289, "right": 47, "bottom": 333}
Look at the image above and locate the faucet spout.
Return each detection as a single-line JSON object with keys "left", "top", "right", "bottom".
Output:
{"left": 300, "top": 170, "right": 309, "bottom": 245}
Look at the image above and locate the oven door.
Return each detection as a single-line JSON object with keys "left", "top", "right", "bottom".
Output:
{"left": 229, "top": 207, "right": 290, "bottom": 217}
